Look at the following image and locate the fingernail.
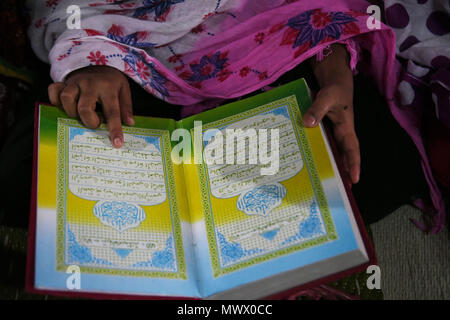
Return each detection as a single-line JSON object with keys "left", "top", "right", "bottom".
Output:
{"left": 113, "top": 137, "right": 123, "bottom": 148}
{"left": 303, "top": 114, "right": 317, "bottom": 127}
{"left": 127, "top": 116, "right": 135, "bottom": 126}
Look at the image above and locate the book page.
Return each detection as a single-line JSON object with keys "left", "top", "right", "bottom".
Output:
{"left": 55, "top": 118, "right": 187, "bottom": 279}
{"left": 194, "top": 95, "right": 338, "bottom": 278}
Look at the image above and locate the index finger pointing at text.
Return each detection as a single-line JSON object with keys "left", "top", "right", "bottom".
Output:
{"left": 100, "top": 94, "right": 124, "bottom": 149}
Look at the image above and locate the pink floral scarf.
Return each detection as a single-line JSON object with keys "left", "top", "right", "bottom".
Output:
{"left": 27, "top": 0, "right": 446, "bottom": 232}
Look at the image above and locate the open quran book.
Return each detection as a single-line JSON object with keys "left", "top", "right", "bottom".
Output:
{"left": 26, "top": 79, "right": 375, "bottom": 299}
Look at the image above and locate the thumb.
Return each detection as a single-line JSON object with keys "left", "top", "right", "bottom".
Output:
{"left": 303, "top": 90, "right": 336, "bottom": 127}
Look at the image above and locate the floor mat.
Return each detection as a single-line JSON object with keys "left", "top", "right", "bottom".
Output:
{"left": 371, "top": 205, "right": 450, "bottom": 299}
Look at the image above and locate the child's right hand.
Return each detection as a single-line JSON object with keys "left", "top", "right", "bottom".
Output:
{"left": 48, "top": 66, "right": 134, "bottom": 148}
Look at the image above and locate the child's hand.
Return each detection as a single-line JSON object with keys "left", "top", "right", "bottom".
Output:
{"left": 303, "top": 83, "right": 360, "bottom": 184}
{"left": 48, "top": 66, "right": 134, "bottom": 148}
{"left": 307, "top": 44, "right": 360, "bottom": 184}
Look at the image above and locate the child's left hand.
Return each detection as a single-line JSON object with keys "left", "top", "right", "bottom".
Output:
{"left": 304, "top": 83, "right": 360, "bottom": 184}
{"left": 306, "top": 44, "right": 360, "bottom": 184}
